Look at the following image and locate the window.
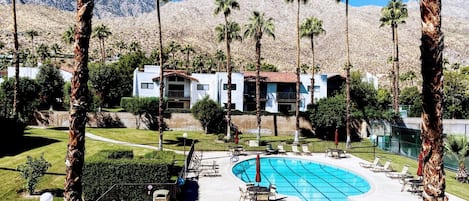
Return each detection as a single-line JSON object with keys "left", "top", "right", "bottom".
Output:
{"left": 223, "top": 84, "right": 237, "bottom": 90}
{"left": 197, "top": 84, "right": 209, "bottom": 90}
{"left": 141, "top": 83, "right": 154, "bottom": 89}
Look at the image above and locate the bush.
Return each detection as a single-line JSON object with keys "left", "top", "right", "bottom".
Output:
{"left": 83, "top": 150, "right": 173, "bottom": 201}
{"left": 16, "top": 153, "right": 51, "bottom": 194}
{"left": 120, "top": 97, "right": 168, "bottom": 130}
{"left": 191, "top": 96, "right": 225, "bottom": 134}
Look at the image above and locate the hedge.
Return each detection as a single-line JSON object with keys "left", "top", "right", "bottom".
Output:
{"left": 83, "top": 150, "right": 174, "bottom": 201}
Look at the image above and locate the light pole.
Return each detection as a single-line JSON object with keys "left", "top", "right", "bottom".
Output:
{"left": 182, "top": 132, "right": 188, "bottom": 178}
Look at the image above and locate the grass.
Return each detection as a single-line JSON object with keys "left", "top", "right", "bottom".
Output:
{"left": 1, "top": 127, "right": 467, "bottom": 200}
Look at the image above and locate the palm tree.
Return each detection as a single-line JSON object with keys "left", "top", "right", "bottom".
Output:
{"left": 50, "top": 43, "right": 62, "bottom": 62}
{"left": 65, "top": 1, "right": 93, "bottom": 200}
{"left": 129, "top": 41, "right": 141, "bottom": 52}
{"left": 11, "top": 0, "right": 20, "bottom": 119}
{"left": 114, "top": 40, "right": 127, "bottom": 56}
{"left": 444, "top": 135, "right": 469, "bottom": 183}
{"left": 334, "top": 0, "right": 352, "bottom": 148}
{"left": 243, "top": 11, "right": 275, "bottom": 143}
{"left": 181, "top": 44, "right": 195, "bottom": 69}
{"left": 156, "top": 0, "right": 169, "bottom": 151}
{"left": 36, "top": 43, "right": 50, "bottom": 63}
{"left": 62, "top": 25, "right": 75, "bottom": 55}
{"left": 285, "top": 0, "right": 308, "bottom": 144}
{"left": 420, "top": 0, "right": 446, "bottom": 200}
{"left": 92, "top": 24, "right": 112, "bottom": 64}
{"left": 214, "top": 0, "right": 240, "bottom": 140}
{"left": 300, "top": 16, "right": 325, "bottom": 104}
{"left": 167, "top": 40, "right": 181, "bottom": 65}
{"left": 215, "top": 49, "right": 226, "bottom": 72}
{"left": 380, "top": 0, "right": 408, "bottom": 114}
{"left": 25, "top": 29, "right": 39, "bottom": 56}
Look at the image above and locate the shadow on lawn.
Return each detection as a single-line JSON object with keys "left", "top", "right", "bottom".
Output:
{"left": 0, "top": 135, "right": 60, "bottom": 157}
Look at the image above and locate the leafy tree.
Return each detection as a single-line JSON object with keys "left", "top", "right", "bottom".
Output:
{"left": 377, "top": 88, "right": 392, "bottom": 110}
{"left": 309, "top": 94, "right": 346, "bottom": 139}
{"left": 380, "top": 0, "right": 408, "bottom": 114}
{"left": 191, "top": 96, "right": 225, "bottom": 134}
{"left": 17, "top": 153, "right": 51, "bottom": 194}
{"left": 443, "top": 71, "right": 469, "bottom": 119}
{"left": 120, "top": 97, "right": 167, "bottom": 130}
{"left": 400, "top": 70, "right": 417, "bottom": 86}
{"left": 89, "top": 64, "right": 130, "bottom": 108}
{"left": 301, "top": 16, "right": 325, "bottom": 103}
{"left": 92, "top": 24, "right": 112, "bottom": 64}
{"left": 244, "top": 10, "right": 275, "bottom": 143}
{"left": 399, "top": 86, "right": 422, "bottom": 117}
{"left": 0, "top": 78, "right": 40, "bottom": 122}
{"left": 444, "top": 135, "right": 469, "bottom": 183}
{"left": 36, "top": 64, "right": 65, "bottom": 110}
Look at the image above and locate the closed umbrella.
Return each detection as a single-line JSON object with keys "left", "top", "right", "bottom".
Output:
{"left": 417, "top": 152, "right": 423, "bottom": 177}
{"left": 255, "top": 154, "right": 261, "bottom": 184}
{"left": 234, "top": 129, "right": 239, "bottom": 144}
{"left": 334, "top": 128, "right": 339, "bottom": 149}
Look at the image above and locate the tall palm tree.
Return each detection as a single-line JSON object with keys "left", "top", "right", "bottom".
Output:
{"left": 156, "top": 0, "right": 169, "bottom": 151}
{"left": 92, "top": 24, "right": 112, "bottom": 64}
{"left": 285, "top": 0, "right": 308, "bottom": 144}
{"left": 300, "top": 16, "right": 325, "bottom": 104}
{"left": 25, "top": 29, "right": 39, "bottom": 57}
{"left": 11, "top": 0, "right": 19, "bottom": 119}
{"left": 214, "top": 0, "right": 240, "bottom": 140}
{"left": 65, "top": 1, "right": 93, "bottom": 200}
{"left": 181, "top": 44, "right": 195, "bottom": 69}
{"left": 244, "top": 11, "right": 275, "bottom": 143}
{"left": 380, "top": 0, "right": 408, "bottom": 114}
{"left": 420, "top": 0, "right": 446, "bottom": 200}
{"left": 334, "top": 0, "right": 352, "bottom": 148}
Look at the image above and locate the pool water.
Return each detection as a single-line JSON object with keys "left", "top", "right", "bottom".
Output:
{"left": 232, "top": 157, "right": 370, "bottom": 201}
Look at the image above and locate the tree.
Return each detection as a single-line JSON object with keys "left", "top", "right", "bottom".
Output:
{"left": 380, "top": 0, "right": 408, "bottom": 114}
{"left": 89, "top": 64, "right": 130, "bottom": 108}
{"left": 121, "top": 97, "right": 167, "bottom": 130}
{"left": 334, "top": 0, "right": 352, "bottom": 148}
{"left": 399, "top": 86, "right": 422, "bottom": 117}
{"left": 65, "top": 0, "right": 93, "bottom": 200}
{"left": 300, "top": 16, "right": 325, "bottom": 104}
{"left": 214, "top": 0, "right": 240, "bottom": 140}
{"left": 420, "top": 0, "right": 446, "bottom": 200}
{"left": 0, "top": 78, "right": 40, "bottom": 122}
{"left": 285, "top": 0, "right": 308, "bottom": 144}
{"left": 166, "top": 40, "right": 181, "bottom": 65}
{"left": 444, "top": 135, "right": 469, "bottom": 183}
{"left": 244, "top": 11, "right": 275, "bottom": 143}
{"left": 191, "top": 96, "right": 225, "bottom": 134}
{"left": 25, "top": 30, "right": 39, "bottom": 56}
{"left": 12, "top": 0, "right": 20, "bottom": 119}
{"left": 62, "top": 25, "right": 75, "bottom": 48}
{"left": 17, "top": 154, "right": 51, "bottom": 195}
{"left": 36, "top": 64, "right": 65, "bottom": 110}
{"left": 180, "top": 44, "right": 195, "bottom": 69}
{"left": 92, "top": 24, "right": 112, "bottom": 64}
{"left": 114, "top": 40, "right": 127, "bottom": 56}
{"left": 443, "top": 71, "right": 468, "bottom": 119}
{"left": 214, "top": 49, "right": 226, "bottom": 72}
{"left": 36, "top": 43, "right": 50, "bottom": 63}
{"left": 50, "top": 43, "right": 62, "bottom": 62}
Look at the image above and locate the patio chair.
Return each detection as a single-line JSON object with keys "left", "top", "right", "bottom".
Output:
{"left": 386, "top": 165, "right": 412, "bottom": 179}
{"left": 359, "top": 157, "right": 380, "bottom": 168}
{"left": 255, "top": 191, "right": 270, "bottom": 201}
{"left": 265, "top": 143, "right": 279, "bottom": 155}
{"left": 291, "top": 144, "right": 302, "bottom": 155}
{"left": 239, "top": 186, "right": 248, "bottom": 201}
{"left": 371, "top": 160, "right": 393, "bottom": 172}
{"left": 301, "top": 144, "right": 312, "bottom": 156}
{"left": 268, "top": 184, "right": 277, "bottom": 201}
{"left": 277, "top": 144, "right": 287, "bottom": 154}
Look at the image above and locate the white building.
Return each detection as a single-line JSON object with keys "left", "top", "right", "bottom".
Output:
{"left": 7, "top": 66, "right": 73, "bottom": 82}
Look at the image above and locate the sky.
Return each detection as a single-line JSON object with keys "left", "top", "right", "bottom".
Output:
{"left": 342, "top": 0, "right": 410, "bottom": 7}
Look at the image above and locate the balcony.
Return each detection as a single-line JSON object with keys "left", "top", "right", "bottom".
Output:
{"left": 277, "top": 92, "right": 296, "bottom": 100}
{"left": 167, "top": 90, "right": 186, "bottom": 98}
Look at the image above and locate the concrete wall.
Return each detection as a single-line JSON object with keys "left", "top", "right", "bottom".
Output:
{"left": 403, "top": 117, "right": 469, "bottom": 136}
{"left": 41, "top": 111, "right": 312, "bottom": 136}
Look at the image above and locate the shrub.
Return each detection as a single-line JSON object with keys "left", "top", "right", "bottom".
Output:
{"left": 16, "top": 153, "right": 51, "bottom": 194}
{"left": 120, "top": 97, "right": 168, "bottom": 130}
{"left": 191, "top": 96, "right": 225, "bottom": 134}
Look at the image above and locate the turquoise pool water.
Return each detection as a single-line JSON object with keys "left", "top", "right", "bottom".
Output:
{"left": 232, "top": 157, "right": 370, "bottom": 201}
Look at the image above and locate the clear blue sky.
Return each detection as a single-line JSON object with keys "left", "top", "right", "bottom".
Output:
{"left": 347, "top": 0, "right": 409, "bottom": 7}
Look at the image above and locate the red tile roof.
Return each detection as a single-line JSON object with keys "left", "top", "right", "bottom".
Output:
{"left": 244, "top": 71, "right": 297, "bottom": 83}
{"left": 153, "top": 71, "right": 198, "bottom": 81}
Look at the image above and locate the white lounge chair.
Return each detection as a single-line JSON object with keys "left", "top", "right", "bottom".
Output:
{"left": 301, "top": 144, "right": 312, "bottom": 156}
{"left": 291, "top": 144, "right": 301, "bottom": 155}
{"left": 386, "top": 165, "right": 412, "bottom": 179}
{"left": 277, "top": 144, "right": 287, "bottom": 154}
{"left": 268, "top": 184, "right": 277, "bottom": 201}
{"left": 359, "top": 157, "right": 380, "bottom": 168}
{"left": 371, "top": 160, "right": 393, "bottom": 172}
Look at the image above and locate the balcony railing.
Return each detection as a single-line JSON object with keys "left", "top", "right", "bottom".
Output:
{"left": 277, "top": 92, "right": 296, "bottom": 100}
{"left": 167, "top": 90, "right": 186, "bottom": 98}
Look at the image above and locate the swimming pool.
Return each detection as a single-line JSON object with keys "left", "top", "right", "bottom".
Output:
{"left": 232, "top": 157, "right": 370, "bottom": 201}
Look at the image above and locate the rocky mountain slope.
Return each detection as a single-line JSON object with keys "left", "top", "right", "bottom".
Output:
{"left": 0, "top": 0, "right": 468, "bottom": 84}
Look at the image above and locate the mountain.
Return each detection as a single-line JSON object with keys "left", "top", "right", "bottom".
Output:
{"left": 0, "top": 0, "right": 468, "bottom": 84}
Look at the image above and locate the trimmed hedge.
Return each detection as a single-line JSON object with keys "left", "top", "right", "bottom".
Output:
{"left": 83, "top": 150, "right": 173, "bottom": 201}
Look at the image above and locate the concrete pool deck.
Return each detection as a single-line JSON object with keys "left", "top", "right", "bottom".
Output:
{"left": 196, "top": 151, "right": 464, "bottom": 201}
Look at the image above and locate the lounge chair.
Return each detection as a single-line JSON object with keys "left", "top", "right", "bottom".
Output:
{"left": 268, "top": 184, "right": 277, "bottom": 201}
{"left": 359, "top": 157, "right": 380, "bottom": 168}
{"left": 265, "top": 143, "right": 279, "bottom": 155}
{"left": 291, "top": 144, "right": 301, "bottom": 155}
{"left": 277, "top": 144, "right": 287, "bottom": 154}
{"left": 371, "top": 160, "right": 393, "bottom": 172}
{"left": 239, "top": 186, "right": 248, "bottom": 201}
{"left": 301, "top": 144, "right": 312, "bottom": 156}
{"left": 386, "top": 165, "right": 412, "bottom": 179}
{"left": 255, "top": 192, "right": 270, "bottom": 201}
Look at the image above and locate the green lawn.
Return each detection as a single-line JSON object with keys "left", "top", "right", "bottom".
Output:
{"left": 1, "top": 127, "right": 467, "bottom": 200}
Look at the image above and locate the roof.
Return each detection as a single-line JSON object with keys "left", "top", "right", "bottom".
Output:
{"left": 152, "top": 71, "right": 199, "bottom": 82}
{"left": 243, "top": 71, "right": 297, "bottom": 83}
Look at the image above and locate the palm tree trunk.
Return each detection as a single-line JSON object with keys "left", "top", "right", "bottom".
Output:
{"left": 310, "top": 37, "right": 315, "bottom": 104}
{"left": 391, "top": 25, "right": 398, "bottom": 114}
{"left": 294, "top": 0, "right": 301, "bottom": 144}
{"left": 157, "top": 0, "right": 165, "bottom": 150}
{"left": 12, "top": 0, "right": 19, "bottom": 119}
{"left": 394, "top": 24, "right": 400, "bottom": 114}
{"left": 256, "top": 38, "right": 261, "bottom": 143}
{"left": 101, "top": 39, "right": 106, "bottom": 64}
{"left": 225, "top": 16, "right": 232, "bottom": 140}
{"left": 65, "top": 1, "right": 93, "bottom": 201}
{"left": 420, "top": 0, "right": 446, "bottom": 200}
{"left": 345, "top": 0, "right": 352, "bottom": 149}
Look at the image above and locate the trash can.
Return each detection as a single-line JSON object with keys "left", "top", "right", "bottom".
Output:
{"left": 153, "top": 189, "right": 170, "bottom": 201}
